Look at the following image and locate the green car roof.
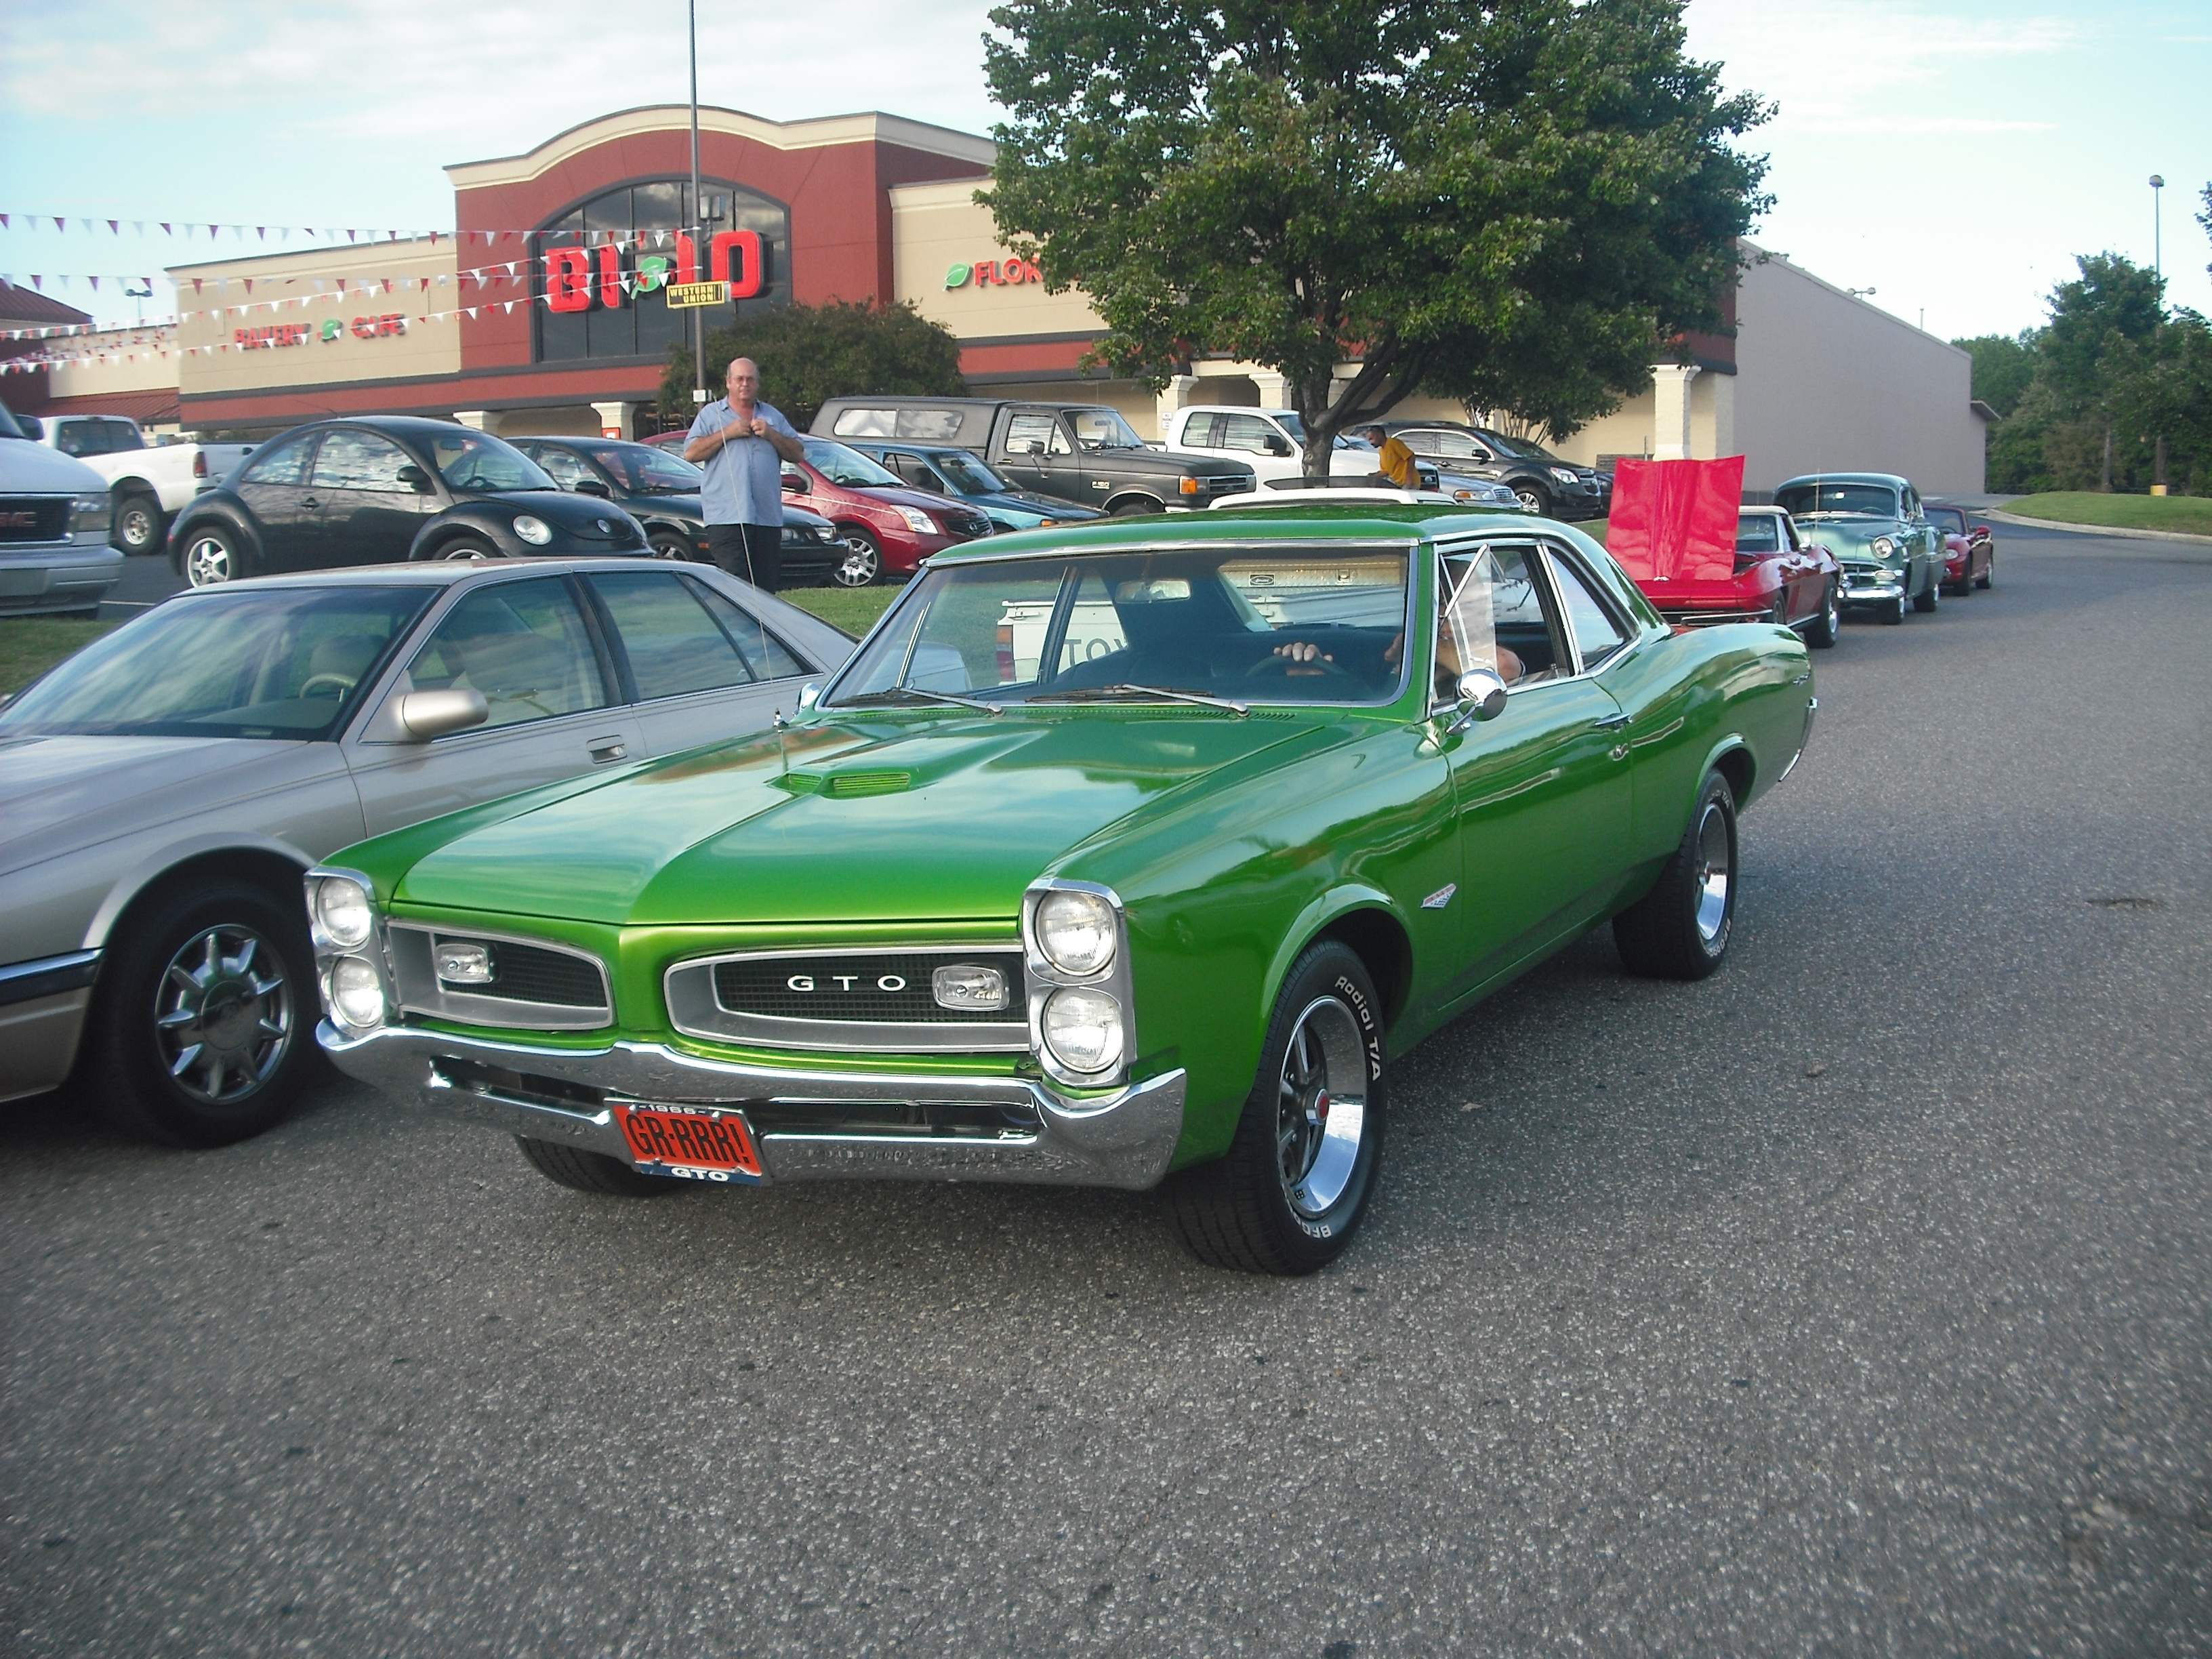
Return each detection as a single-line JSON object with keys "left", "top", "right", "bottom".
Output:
{"left": 925, "top": 505, "right": 1545, "bottom": 564}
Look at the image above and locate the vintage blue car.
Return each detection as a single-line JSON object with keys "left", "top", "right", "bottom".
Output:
{"left": 1774, "top": 472, "right": 1946, "bottom": 624}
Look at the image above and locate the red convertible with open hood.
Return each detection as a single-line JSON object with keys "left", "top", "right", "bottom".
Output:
{"left": 1604, "top": 458, "right": 1840, "bottom": 649}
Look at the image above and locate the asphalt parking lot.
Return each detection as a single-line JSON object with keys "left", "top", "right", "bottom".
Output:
{"left": 7, "top": 518, "right": 2209, "bottom": 1657}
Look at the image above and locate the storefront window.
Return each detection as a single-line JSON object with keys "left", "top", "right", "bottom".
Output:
{"left": 533, "top": 179, "right": 790, "bottom": 364}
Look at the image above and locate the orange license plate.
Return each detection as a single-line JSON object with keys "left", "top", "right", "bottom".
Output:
{"left": 613, "top": 1103, "right": 762, "bottom": 1182}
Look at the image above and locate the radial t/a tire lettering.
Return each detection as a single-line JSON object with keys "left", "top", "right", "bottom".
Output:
{"left": 514, "top": 1136, "right": 692, "bottom": 1196}
{"left": 1613, "top": 769, "right": 1738, "bottom": 981}
{"left": 80, "top": 878, "right": 317, "bottom": 1147}
{"left": 1166, "top": 939, "right": 1387, "bottom": 1275}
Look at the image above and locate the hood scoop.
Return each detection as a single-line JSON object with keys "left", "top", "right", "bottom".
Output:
{"left": 777, "top": 768, "right": 915, "bottom": 799}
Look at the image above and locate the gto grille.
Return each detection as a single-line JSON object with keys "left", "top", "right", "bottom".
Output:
{"left": 714, "top": 951, "right": 1027, "bottom": 1025}
{"left": 478, "top": 941, "right": 606, "bottom": 1008}
{"left": 0, "top": 499, "right": 70, "bottom": 544}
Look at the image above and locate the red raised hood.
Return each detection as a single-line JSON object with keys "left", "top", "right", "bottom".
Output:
{"left": 1605, "top": 457, "right": 1745, "bottom": 583}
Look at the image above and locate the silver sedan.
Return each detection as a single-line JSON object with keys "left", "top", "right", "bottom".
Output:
{"left": 0, "top": 556, "right": 853, "bottom": 1143}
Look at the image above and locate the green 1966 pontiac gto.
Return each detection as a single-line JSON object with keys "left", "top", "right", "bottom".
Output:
{"left": 312, "top": 508, "right": 1816, "bottom": 1273}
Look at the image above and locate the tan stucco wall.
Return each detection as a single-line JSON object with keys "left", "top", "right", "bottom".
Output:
{"left": 47, "top": 327, "right": 180, "bottom": 400}
{"left": 890, "top": 181, "right": 1105, "bottom": 341}
{"left": 1732, "top": 251, "right": 1984, "bottom": 494}
{"left": 172, "top": 240, "right": 461, "bottom": 397}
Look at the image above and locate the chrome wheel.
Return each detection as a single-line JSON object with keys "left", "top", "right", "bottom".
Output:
{"left": 1275, "top": 995, "right": 1368, "bottom": 1220}
{"left": 184, "top": 534, "right": 238, "bottom": 586}
{"left": 1692, "top": 801, "right": 1732, "bottom": 947}
{"left": 833, "top": 532, "right": 882, "bottom": 588}
{"left": 117, "top": 496, "right": 159, "bottom": 553}
{"left": 152, "top": 924, "right": 295, "bottom": 1107}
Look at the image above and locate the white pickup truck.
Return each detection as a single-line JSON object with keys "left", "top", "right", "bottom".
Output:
{"left": 29, "top": 414, "right": 253, "bottom": 555}
{"left": 1160, "top": 405, "right": 1383, "bottom": 485}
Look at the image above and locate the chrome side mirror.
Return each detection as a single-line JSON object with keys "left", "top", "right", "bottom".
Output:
{"left": 1450, "top": 668, "right": 1509, "bottom": 729}
{"left": 395, "top": 688, "right": 489, "bottom": 739}
{"left": 796, "top": 682, "right": 821, "bottom": 710}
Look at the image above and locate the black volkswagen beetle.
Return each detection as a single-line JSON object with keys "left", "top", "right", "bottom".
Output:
{"left": 166, "top": 415, "right": 649, "bottom": 586}
{"left": 512, "top": 434, "right": 847, "bottom": 583}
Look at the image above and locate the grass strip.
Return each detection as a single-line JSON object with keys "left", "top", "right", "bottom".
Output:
{"left": 2001, "top": 492, "right": 2212, "bottom": 536}
{"left": 0, "top": 617, "right": 123, "bottom": 696}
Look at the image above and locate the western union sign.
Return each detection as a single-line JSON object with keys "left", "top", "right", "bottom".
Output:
{"left": 665, "top": 281, "right": 731, "bottom": 308}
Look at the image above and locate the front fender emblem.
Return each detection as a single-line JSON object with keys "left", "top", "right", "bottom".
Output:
{"left": 1422, "top": 884, "right": 1457, "bottom": 910}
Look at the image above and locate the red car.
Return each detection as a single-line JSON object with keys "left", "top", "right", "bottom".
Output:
{"left": 639, "top": 430, "right": 993, "bottom": 584}
{"left": 782, "top": 439, "right": 995, "bottom": 586}
{"left": 1616, "top": 505, "right": 1842, "bottom": 649}
{"left": 1925, "top": 503, "right": 1995, "bottom": 595}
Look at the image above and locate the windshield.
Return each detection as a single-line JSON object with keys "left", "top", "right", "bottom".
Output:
{"left": 1478, "top": 430, "right": 1555, "bottom": 461}
{"left": 586, "top": 441, "right": 703, "bottom": 495}
{"left": 428, "top": 430, "right": 557, "bottom": 493}
{"left": 1065, "top": 408, "right": 1149, "bottom": 450}
{"left": 1924, "top": 506, "right": 1967, "bottom": 533}
{"left": 0, "top": 402, "right": 26, "bottom": 440}
{"left": 932, "top": 451, "right": 1008, "bottom": 493}
{"left": 802, "top": 439, "right": 905, "bottom": 488}
{"left": 1270, "top": 413, "right": 1362, "bottom": 452}
{"left": 1774, "top": 481, "right": 1900, "bottom": 518}
{"left": 0, "top": 585, "right": 432, "bottom": 740}
{"left": 1735, "top": 513, "right": 1782, "bottom": 554}
{"left": 826, "top": 545, "right": 1412, "bottom": 710}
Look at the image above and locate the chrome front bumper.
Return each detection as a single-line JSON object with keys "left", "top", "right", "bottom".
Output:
{"left": 1838, "top": 573, "right": 1903, "bottom": 603}
{"left": 318, "top": 1021, "right": 1187, "bottom": 1190}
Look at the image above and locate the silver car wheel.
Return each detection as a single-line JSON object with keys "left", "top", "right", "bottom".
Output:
{"left": 152, "top": 924, "right": 295, "bottom": 1107}
{"left": 834, "top": 533, "right": 882, "bottom": 588}
{"left": 1275, "top": 995, "right": 1369, "bottom": 1219}
{"left": 117, "top": 497, "right": 158, "bottom": 552}
{"left": 1693, "top": 801, "right": 1733, "bottom": 946}
{"left": 184, "top": 535, "right": 237, "bottom": 586}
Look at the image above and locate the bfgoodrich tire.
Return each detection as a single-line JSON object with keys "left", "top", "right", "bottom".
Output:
{"left": 1166, "top": 939, "right": 1386, "bottom": 1275}
{"left": 514, "top": 1136, "right": 691, "bottom": 1196}
{"left": 81, "top": 878, "right": 317, "bottom": 1146}
{"left": 1613, "top": 770, "right": 1738, "bottom": 981}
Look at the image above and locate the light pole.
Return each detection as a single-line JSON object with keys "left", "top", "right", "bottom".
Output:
{"left": 690, "top": 0, "right": 706, "bottom": 408}
{"left": 2149, "top": 174, "right": 2163, "bottom": 278}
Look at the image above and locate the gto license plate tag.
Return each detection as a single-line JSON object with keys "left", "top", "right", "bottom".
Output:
{"left": 612, "top": 1102, "right": 763, "bottom": 1183}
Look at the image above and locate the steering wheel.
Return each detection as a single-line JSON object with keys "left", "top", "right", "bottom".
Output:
{"left": 299, "top": 673, "right": 356, "bottom": 700}
{"left": 1245, "top": 651, "right": 1354, "bottom": 681}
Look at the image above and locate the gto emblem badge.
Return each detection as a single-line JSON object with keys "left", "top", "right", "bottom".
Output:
{"left": 1422, "top": 884, "right": 1457, "bottom": 909}
{"left": 787, "top": 974, "right": 908, "bottom": 992}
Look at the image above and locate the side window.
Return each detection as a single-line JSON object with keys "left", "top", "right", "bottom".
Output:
{"left": 237, "top": 430, "right": 316, "bottom": 487}
{"left": 403, "top": 577, "right": 612, "bottom": 731}
{"left": 1417, "top": 430, "right": 1481, "bottom": 460}
{"left": 310, "top": 430, "right": 414, "bottom": 492}
{"left": 688, "top": 578, "right": 810, "bottom": 682}
{"left": 54, "top": 420, "right": 106, "bottom": 457}
{"left": 589, "top": 569, "right": 758, "bottom": 701}
{"left": 1545, "top": 550, "right": 1630, "bottom": 671}
{"left": 1439, "top": 543, "right": 1565, "bottom": 700}
{"left": 102, "top": 419, "right": 146, "bottom": 452}
{"left": 1006, "top": 413, "right": 1069, "bottom": 457}
{"left": 1181, "top": 413, "right": 1221, "bottom": 449}
{"left": 1735, "top": 515, "right": 1780, "bottom": 554}
{"left": 535, "top": 448, "right": 594, "bottom": 490}
{"left": 1218, "top": 415, "right": 1277, "bottom": 454}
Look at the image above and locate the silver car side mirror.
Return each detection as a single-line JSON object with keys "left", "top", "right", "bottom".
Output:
{"left": 1450, "top": 668, "right": 1509, "bottom": 729}
{"left": 796, "top": 682, "right": 821, "bottom": 710}
{"left": 395, "top": 688, "right": 489, "bottom": 740}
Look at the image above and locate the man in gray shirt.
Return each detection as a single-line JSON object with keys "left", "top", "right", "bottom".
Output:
{"left": 682, "top": 356, "right": 806, "bottom": 591}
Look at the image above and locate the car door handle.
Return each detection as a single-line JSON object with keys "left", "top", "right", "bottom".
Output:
{"left": 300, "top": 495, "right": 320, "bottom": 509}
{"left": 588, "top": 736, "right": 629, "bottom": 764}
{"left": 1592, "top": 712, "right": 1631, "bottom": 731}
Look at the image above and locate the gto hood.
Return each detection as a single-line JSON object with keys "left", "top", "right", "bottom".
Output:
{"left": 391, "top": 712, "right": 1328, "bottom": 926}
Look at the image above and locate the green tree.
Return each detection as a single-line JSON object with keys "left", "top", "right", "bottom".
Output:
{"left": 1952, "top": 331, "right": 2035, "bottom": 417}
{"left": 981, "top": 0, "right": 1770, "bottom": 476}
{"left": 659, "top": 300, "right": 965, "bottom": 429}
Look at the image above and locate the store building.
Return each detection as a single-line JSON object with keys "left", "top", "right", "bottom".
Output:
{"left": 20, "top": 104, "right": 1988, "bottom": 493}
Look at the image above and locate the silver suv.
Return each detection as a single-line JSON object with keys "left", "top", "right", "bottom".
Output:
{"left": 0, "top": 399, "right": 122, "bottom": 616}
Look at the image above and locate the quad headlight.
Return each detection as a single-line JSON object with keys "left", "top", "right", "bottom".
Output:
{"left": 312, "top": 874, "right": 374, "bottom": 949}
{"left": 1034, "top": 888, "right": 1116, "bottom": 976}
{"left": 326, "top": 956, "right": 387, "bottom": 1028}
{"left": 513, "top": 514, "right": 554, "bottom": 546}
{"left": 1041, "top": 986, "right": 1124, "bottom": 1076}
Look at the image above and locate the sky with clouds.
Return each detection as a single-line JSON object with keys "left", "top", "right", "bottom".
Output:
{"left": 1, "top": 0, "right": 2206, "bottom": 342}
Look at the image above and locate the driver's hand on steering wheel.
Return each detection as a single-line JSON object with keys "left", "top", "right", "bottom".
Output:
{"left": 1273, "top": 640, "right": 1332, "bottom": 676}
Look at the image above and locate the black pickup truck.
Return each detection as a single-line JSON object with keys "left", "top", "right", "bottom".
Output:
{"left": 811, "top": 396, "right": 1254, "bottom": 517}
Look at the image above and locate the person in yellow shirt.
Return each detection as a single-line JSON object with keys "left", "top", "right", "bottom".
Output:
{"left": 1362, "top": 425, "right": 1418, "bottom": 489}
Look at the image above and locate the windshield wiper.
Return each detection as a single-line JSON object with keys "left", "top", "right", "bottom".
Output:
{"left": 1029, "top": 683, "right": 1248, "bottom": 716}
{"left": 837, "top": 687, "right": 1003, "bottom": 715}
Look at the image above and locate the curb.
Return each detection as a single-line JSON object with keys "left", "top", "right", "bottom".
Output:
{"left": 1983, "top": 508, "right": 2212, "bottom": 548}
